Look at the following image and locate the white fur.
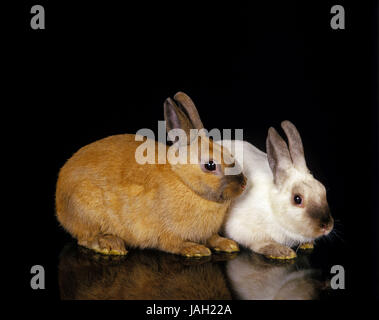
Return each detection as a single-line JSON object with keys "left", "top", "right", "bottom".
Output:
{"left": 220, "top": 139, "right": 322, "bottom": 253}
{"left": 226, "top": 252, "right": 320, "bottom": 300}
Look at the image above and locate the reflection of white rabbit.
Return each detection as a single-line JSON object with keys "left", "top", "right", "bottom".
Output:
{"left": 226, "top": 252, "right": 326, "bottom": 300}
{"left": 221, "top": 121, "right": 334, "bottom": 259}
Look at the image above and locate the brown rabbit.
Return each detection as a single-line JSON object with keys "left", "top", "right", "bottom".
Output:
{"left": 59, "top": 244, "right": 233, "bottom": 300}
{"left": 56, "top": 92, "right": 246, "bottom": 257}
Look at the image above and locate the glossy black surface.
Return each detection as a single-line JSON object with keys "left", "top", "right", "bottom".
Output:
{"left": 9, "top": 1, "right": 378, "bottom": 303}
{"left": 57, "top": 241, "right": 344, "bottom": 300}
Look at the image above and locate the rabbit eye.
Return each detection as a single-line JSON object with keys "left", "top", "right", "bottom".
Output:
{"left": 204, "top": 160, "right": 217, "bottom": 171}
{"left": 293, "top": 194, "right": 302, "bottom": 205}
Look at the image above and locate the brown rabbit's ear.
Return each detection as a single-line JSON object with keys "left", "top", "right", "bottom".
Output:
{"left": 164, "top": 97, "right": 195, "bottom": 144}
{"left": 266, "top": 127, "right": 292, "bottom": 185}
{"left": 281, "top": 120, "right": 307, "bottom": 171}
{"left": 173, "top": 92, "right": 204, "bottom": 130}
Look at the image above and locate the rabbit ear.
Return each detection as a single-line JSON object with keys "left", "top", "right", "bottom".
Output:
{"left": 266, "top": 127, "right": 292, "bottom": 185}
{"left": 173, "top": 92, "right": 204, "bottom": 130}
{"left": 281, "top": 120, "right": 307, "bottom": 171}
{"left": 164, "top": 97, "right": 195, "bottom": 144}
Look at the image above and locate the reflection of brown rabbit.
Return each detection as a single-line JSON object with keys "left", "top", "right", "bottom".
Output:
{"left": 55, "top": 92, "right": 246, "bottom": 257}
{"left": 59, "top": 244, "right": 233, "bottom": 300}
{"left": 226, "top": 251, "right": 328, "bottom": 300}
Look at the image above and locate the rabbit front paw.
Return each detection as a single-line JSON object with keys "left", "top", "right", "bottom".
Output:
{"left": 79, "top": 234, "right": 128, "bottom": 256}
{"left": 259, "top": 243, "right": 297, "bottom": 260}
{"left": 180, "top": 243, "right": 212, "bottom": 258}
{"left": 206, "top": 234, "right": 240, "bottom": 253}
{"left": 298, "top": 242, "right": 314, "bottom": 250}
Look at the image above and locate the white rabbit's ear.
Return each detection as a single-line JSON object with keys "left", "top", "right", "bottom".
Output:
{"left": 266, "top": 127, "right": 292, "bottom": 185}
{"left": 164, "top": 97, "right": 196, "bottom": 145}
{"left": 281, "top": 120, "right": 307, "bottom": 171}
{"left": 173, "top": 92, "right": 204, "bottom": 130}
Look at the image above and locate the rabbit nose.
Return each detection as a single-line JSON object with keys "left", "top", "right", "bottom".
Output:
{"left": 320, "top": 222, "right": 328, "bottom": 229}
{"left": 320, "top": 216, "right": 333, "bottom": 232}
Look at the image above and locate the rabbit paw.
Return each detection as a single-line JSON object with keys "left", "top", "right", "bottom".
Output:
{"left": 180, "top": 244, "right": 212, "bottom": 258}
{"left": 207, "top": 235, "right": 240, "bottom": 253}
{"left": 260, "top": 243, "right": 297, "bottom": 260}
{"left": 82, "top": 234, "right": 128, "bottom": 256}
{"left": 298, "top": 242, "right": 314, "bottom": 250}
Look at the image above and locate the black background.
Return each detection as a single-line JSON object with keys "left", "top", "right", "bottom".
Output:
{"left": 8, "top": 0, "right": 378, "bottom": 307}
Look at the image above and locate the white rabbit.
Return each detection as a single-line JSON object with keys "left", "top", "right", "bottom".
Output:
{"left": 220, "top": 121, "right": 334, "bottom": 259}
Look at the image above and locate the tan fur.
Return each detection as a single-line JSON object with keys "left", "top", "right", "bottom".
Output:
{"left": 222, "top": 121, "right": 333, "bottom": 260}
{"left": 56, "top": 93, "right": 245, "bottom": 256}
{"left": 59, "top": 245, "right": 232, "bottom": 300}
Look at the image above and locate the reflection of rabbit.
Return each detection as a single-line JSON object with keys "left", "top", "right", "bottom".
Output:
{"left": 226, "top": 251, "right": 327, "bottom": 300}
{"left": 221, "top": 121, "right": 333, "bottom": 259}
{"left": 56, "top": 92, "right": 246, "bottom": 257}
{"left": 58, "top": 243, "right": 233, "bottom": 300}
